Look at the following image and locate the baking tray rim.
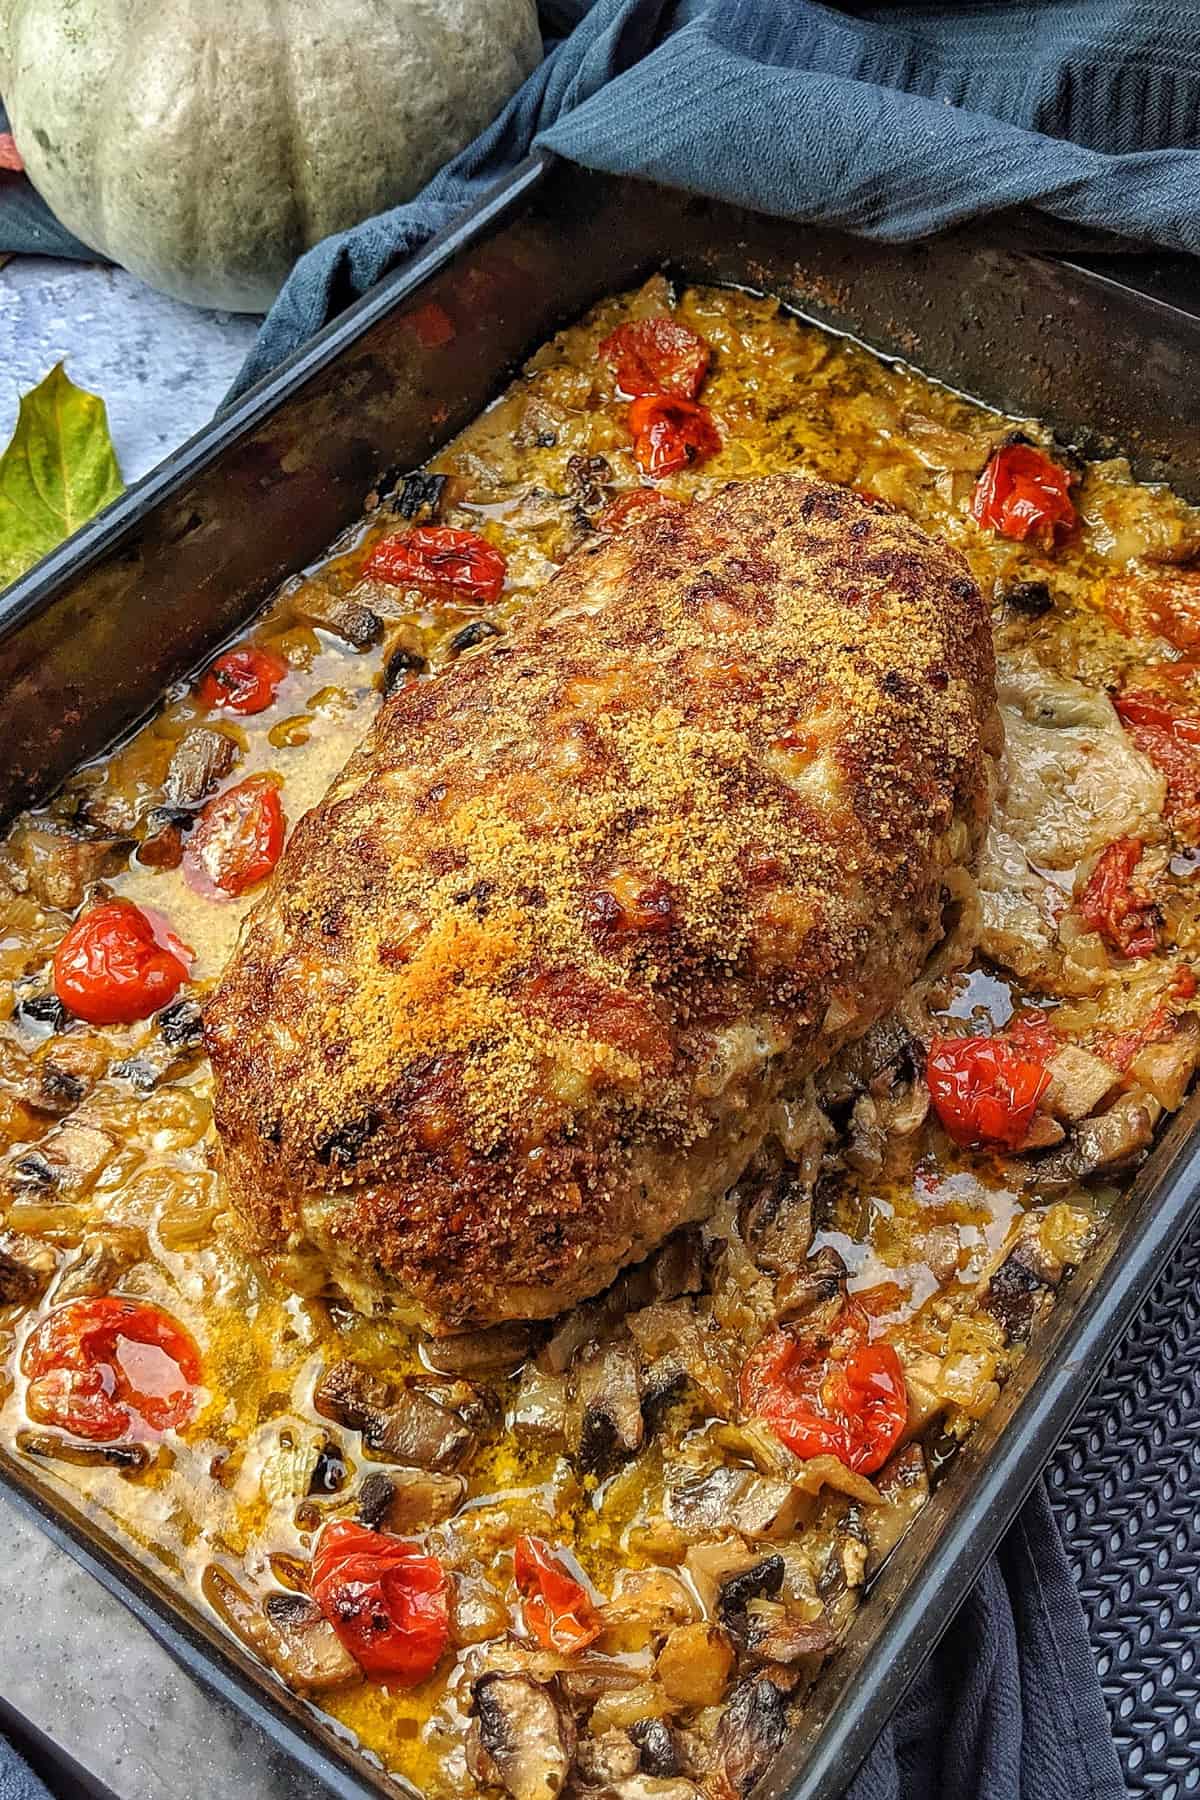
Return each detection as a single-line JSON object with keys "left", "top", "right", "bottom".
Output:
{"left": 2, "top": 150, "right": 1199, "bottom": 1800}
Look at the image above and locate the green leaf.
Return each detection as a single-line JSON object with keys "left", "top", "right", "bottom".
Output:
{"left": 0, "top": 363, "right": 124, "bottom": 589}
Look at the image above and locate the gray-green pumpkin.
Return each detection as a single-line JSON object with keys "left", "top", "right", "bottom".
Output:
{"left": 0, "top": 0, "right": 541, "bottom": 310}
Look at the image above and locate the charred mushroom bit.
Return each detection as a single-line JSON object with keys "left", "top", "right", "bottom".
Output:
{"left": 1, "top": 278, "right": 1199, "bottom": 1797}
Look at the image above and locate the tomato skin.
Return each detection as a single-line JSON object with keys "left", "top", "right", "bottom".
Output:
{"left": 198, "top": 646, "right": 289, "bottom": 716}
{"left": 23, "top": 1297, "right": 201, "bottom": 1441}
{"left": 1114, "top": 667, "right": 1200, "bottom": 838}
{"left": 627, "top": 395, "right": 721, "bottom": 478}
{"left": 512, "top": 1535, "right": 601, "bottom": 1654}
{"left": 1078, "top": 837, "right": 1158, "bottom": 959}
{"left": 599, "top": 319, "right": 711, "bottom": 400}
{"left": 310, "top": 1521, "right": 449, "bottom": 1685}
{"left": 970, "top": 445, "right": 1075, "bottom": 547}
{"left": 739, "top": 1313, "right": 907, "bottom": 1475}
{"left": 183, "top": 776, "right": 285, "bottom": 899}
{"left": 363, "top": 527, "right": 506, "bottom": 604}
{"left": 596, "top": 488, "right": 684, "bottom": 533}
{"left": 53, "top": 899, "right": 192, "bottom": 1026}
{"left": 926, "top": 1034, "right": 1051, "bottom": 1150}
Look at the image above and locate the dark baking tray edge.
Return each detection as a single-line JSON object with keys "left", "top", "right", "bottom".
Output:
{"left": 2, "top": 151, "right": 1200, "bottom": 1800}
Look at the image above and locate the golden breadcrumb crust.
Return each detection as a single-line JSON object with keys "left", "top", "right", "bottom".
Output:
{"left": 206, "top": 474, "right": 998, "bottom": 1330}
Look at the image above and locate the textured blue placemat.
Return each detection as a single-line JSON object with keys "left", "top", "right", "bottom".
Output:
{"left": 1050, "top": 1212, "right": 1200, "bottom": 1800}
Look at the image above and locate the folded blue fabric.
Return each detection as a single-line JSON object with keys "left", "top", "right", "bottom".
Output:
{"left": 0, "top": 1736, "right": 52, "bottom": 1800}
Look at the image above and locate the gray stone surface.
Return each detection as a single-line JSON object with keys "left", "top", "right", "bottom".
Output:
{"left": 0, "top": 258, "right": 319, "bottom": 1800}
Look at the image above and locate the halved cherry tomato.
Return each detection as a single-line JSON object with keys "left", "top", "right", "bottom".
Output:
{"left": 197, "top": 645, "right": 289, "bottom": 716}
{"left": 925, "top": 1034, "right": 1051, "bottom": 1150}
{"left": 1115, "top": 665, "right": 1200, "bottom": 838}
{"left": 183, "top": 776, "right": 285, "bottom": 899}
{"left": 739, "top": 1311, "right": 907, "bottom": 1475}
{"left": 1078, "top": 838, "right": 1158, "bottom": 958}
{"left": 1099, "top": 965, "right": 1197, "bottom": 1070}
{"left": 310, "top": 1520, "right": 448, "bottom": 1685}
{"left": 971, "top": 445, "right": 1076, "bottom": 547}
{"left": 512, "top": 1535, "right": 601, "bottom": 1654}
{"left": 1104, "top": 569, "right": 1200, "bottom": 653}
{"left": 599, "top": 318, "right": 711, "bottom": 400}
{"left": 628, "top": 395, "right": 721, "bottom": 478}
{"left": 1006, "top": 1009, "right": 1060, "bottom": 1063}
{"left": 53, "top": 898, "right": 192, "bottom": 1026}
{"left": 23, "top": 1297, "right": 201, "bottom": 1442}
{"left": 596, "top": 488, "right": 684, "bottom": 533}
{"left": 363, "top": 526, "right": 506, "bottom": 603}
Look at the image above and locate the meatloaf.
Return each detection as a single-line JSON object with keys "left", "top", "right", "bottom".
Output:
{"left": 206, "top": 474, "right": 999, "bottom": 1332}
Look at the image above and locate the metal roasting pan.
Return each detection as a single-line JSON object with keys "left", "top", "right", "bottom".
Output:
{"left": 3, "top": 152, "right": 1200, "bottom": 1800}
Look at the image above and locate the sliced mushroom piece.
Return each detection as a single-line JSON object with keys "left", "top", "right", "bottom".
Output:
{"left": 1039, "top": 1089, "right": 1159, "bottom": 1189}
{"left": 711, "top": 1675, "right": 790, "bottom": 1800}
{"left": 203, "top": 1565, "right": 359, "bottom": 1693}
{"left": 629, "top": 1718, "right": 684, "bottom": 1779}
{"left": 469, "top": 1672, "right": 576, "bottom": 1800}
{"left": 112, "top": 1000, "right": 206, "bottom": 1092}
{"left": 864, "top": 1443, "right": 929, "bottom": 1576}
{"left": 15, "top": 1118, "right": 118, "bottom": 1201}
{"left": 667, "top": 1467, "right": 802, "bottom": 1542}
{"left": 52, "top": 1225, "right": 147, "bottom": 1303}
{"left": 574, "top": 1730, "right": 641, "bottom": 1787}
{"left": 164, "top": 727, "right": 239, "bottom": 807}
{"left": 0, "top": 1230, "right": 57, "bottom": 1304}
{"left": 716, "top": 1555, "right": 784, "bottom": 1635}
{"left": 295, "top": 586, "right": 382, "bottom": 649}
{"left": 355, "top": 1467, "right": 465, "bottom": 1531}
{"left": 683, "top": 1540, "right": 763, "bottom": 1616}
{"left": 568, "top": 1341, "right": 643, "bottom": 1476}
{"left": 17, "top": 1430, "right": 149, "bottom": 1471}
{"left": 741, "top": 1599, "right": 835, "bottom": 1667}
{"left": 772, "top": 1245, "right": 848, "bottom": 1327}
{"left": 313, "top": 1360, "right": 472, "bottom": 1470}
{"left": 11, "top": 821, "right": 130, "bottom": 910}
{"left": 512, "top": 1361, "right": 568, "bottom": 1442}
{"left": 21, "top": 1057, "right": 87, "bottom": 1116}
{"left": 737, "top": 1170, "right": 814, "bottom": 1275}
{"left": 422, "top": 1320, "right": 537, "bottom": 1378}
{"left": 541, "top": 1231, "right": 703, "bottom": 1376}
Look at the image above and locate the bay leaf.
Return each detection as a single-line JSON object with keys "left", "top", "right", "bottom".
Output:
{"left": 0, "top": 363, "right": 124, "bottom": 589}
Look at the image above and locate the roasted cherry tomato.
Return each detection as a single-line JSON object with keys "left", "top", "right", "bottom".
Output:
{"left": 627, "top": 395, "right": 721, "bottom": 478}
{"left": 970, "top": 444, "right": 1076, "bottom": 547}
{"left": 23, "top": 1296, "right": 201, "bottom": 1442}
{"left": 183, "top": 776, "right": 285, "bottom": 899}
{"left": 596, "top": 488, "right": 685, "bottom": 533}
{"left": 739, "top": 1312, "right": 907, "bottom": 1475}
{"left": 1104, "top": 569, "right": 1200, "bottom": 653}
{"left": 310, "top": 1520, "right": 449, "bottom": 1685}
{"left": 197, "top": 645, "right": 289, "bottom": 716}
{"left": 512, "top": 1535, "right": 601, "bottom": 1654}
{"left": 53, "top": 898, "right": 192, "bottom": 1026}
{"left": 599, "top": 318, "right": 711, "bottom": 400}
{"left": 1078, "top": 837, "right": 1158, "bottom": 959}
{"left": 1100, "top": 965, "right": 1197, "bottom": 1070}
{"left": 925, "top": 1034, "right": 1051, "bottom": 1150}
{"left": 363, "top": 526, "right": 506, "bottom": 604}
{"left": 1115, "top": 664, "right": 1200, "bottom": 838}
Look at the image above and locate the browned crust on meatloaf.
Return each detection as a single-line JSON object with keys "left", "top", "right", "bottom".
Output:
{"left": 206, "top": 474, "right": 998, "bottom": 1331}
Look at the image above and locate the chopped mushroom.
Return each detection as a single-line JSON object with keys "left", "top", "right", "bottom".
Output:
{"left": 0, "top": 1230, "right": 56, "bottom": 1304}
{"left": 51, "top": 1225, "right": 147, "bottom": 1302}
{"left": 202, "top": 1565, "right": 359, "bottom": 1693}
{"left": 716, "top": 1555, "right": 784, "bottom": 1635}
{"left": 568, "top": 1341, "right": 644, "bottom": 1476}
{"left": 10, "top": 821, "right": 129, "bottom": 910}
{"left": 1036, "top": 1088, "right": 1158, "bottom": 1188}
{"left": 711, "top": 1675, "right": 789, "bottom": 1798}
{"left": 574, "top": 1731, "right": 641, "bottom": 1786}
{"left": 737, "top": 1170, "right": 814, "bottom": 1274}
{"left": 313, "top": 1360, "right": 472, "bottom": 1469}
{"left": 356, "top": 1467, "right": 466, "bottom": 1530}
{"left": 741, "top": 1599, "right": 835, "bottom": 1667}
{"left": 666, "top": 1466, "right": 802, "bottom": 1541}
{"left": 163, "top": 727, "right": 238, "bottom": 807}
{"left": 469, "top": 1672, "right": 576, "bottom": 1800}
{"left": 512, "top": 1361, "right": 569, "bottom": 1441}
{"left": 422, "top": 1320, "right": 537, "bottom": 1378}
{"left": 864, "top": 1443, "right": 929, "bottom": 1575}
{"left": 294, "top": 585, "right": 383, "bottom": 649}
{"left": 1042, "top": 1043, "right": 1120, "bottom": 1123}
{"left": 772, "top": 1244, "right": 848, "bottom": 1326}
{"left": 541, "top": 1232, "right": 702, "bottom": 1376}
{"left": 628, "top": 1718, "right": 685, "bottom": 1779}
